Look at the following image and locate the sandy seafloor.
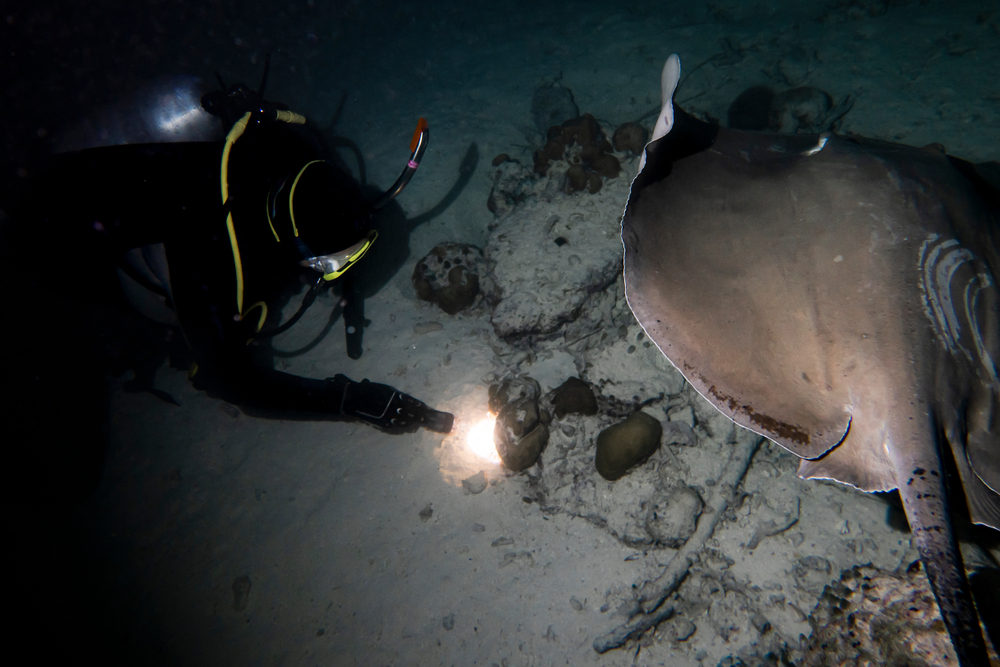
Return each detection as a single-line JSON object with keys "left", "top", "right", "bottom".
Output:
{"left": 5, "top": 1, "right": 1000, "bottom": 665}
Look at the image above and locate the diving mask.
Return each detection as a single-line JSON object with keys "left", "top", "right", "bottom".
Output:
{"left": 300, "top": 230, "right": 377, "bottom": 281}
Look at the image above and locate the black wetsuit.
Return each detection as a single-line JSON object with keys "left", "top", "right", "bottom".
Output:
{"left": 12, "top": 121, "right": 452, "bottom": 438}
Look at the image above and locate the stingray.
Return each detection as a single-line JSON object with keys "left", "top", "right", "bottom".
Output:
{"left": 622, "top": 55, "right": 999, "bottom": 666}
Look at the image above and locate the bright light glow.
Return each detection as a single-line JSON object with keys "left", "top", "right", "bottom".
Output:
{"left": 467, "top": 414, "right": 500, "bottom": 464}
{"left": 156, "top": 106, "right": 204, "bottom": 134}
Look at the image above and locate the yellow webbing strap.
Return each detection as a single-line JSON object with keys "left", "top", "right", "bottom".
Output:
{"left": 221, "top": 112, "right": 252, "bottom": 315}
{"left": 288, "top": 160, "right": 325, "bottom": 237}
{"left": 219, "top": 108, "right": 307, "bottom": 318}
{"left": 242, "top": 300, "right": 268, "bottom": 335}
{"left": 276, "top": 110, "right": 306, "bottom": 125}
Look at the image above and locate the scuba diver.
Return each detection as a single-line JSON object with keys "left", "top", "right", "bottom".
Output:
{"left": 12, "top": 63, "right": 454, "bottom": 438}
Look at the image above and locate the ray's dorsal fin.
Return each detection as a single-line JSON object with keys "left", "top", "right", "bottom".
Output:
{"left": 637, "top": 54, "right": 680, "bottom": 174}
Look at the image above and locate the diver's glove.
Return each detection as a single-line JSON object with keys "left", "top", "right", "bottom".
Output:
{"left": 329, "top": 374, "right": 454, "bottom": 434}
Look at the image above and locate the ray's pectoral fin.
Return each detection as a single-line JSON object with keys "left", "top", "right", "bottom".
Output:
{"left": 960, "top": 439, "right": 1000, "bottom": 531}
{"left": 685, "top": 361, "right": 853, "bottom": 461}
{"left": 950, "top": 401, "right": 1000, "bottom": 529}
{"left": 797, "top": 421, "right": 899, "bottom": 493}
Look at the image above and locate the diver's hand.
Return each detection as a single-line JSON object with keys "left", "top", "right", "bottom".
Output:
{"left": 335, "top": 376, "right": 454, "bottom": 434}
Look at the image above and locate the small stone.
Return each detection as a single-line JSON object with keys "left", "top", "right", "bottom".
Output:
{"left": 667, "top": 406, "right": 695, "bottom": 430}
{"left": 550, "top": 377, "right": 598, "bottom": 418}
{"left": 442, "top": 613, "right": 455, "bottom": 630}
{"left": 491, "top": 536, "right": 514, "bottom": 547}
{"left": 419, "top": 503, "right": 434, "bottom": 522}
{"left": 595, "top": 411, "right": 663, "bottom": 480}
{"left": 494, "top": 398, "right": 549, "bottom": 472}
{"left": 646, "top": 484, "right": 704, "bottom": 548}
{"left": 462, "top": 471, "right": 488, "bottom": 495}
{"left": 570, "top": 596, "right": 583, "bottom": 611}
{"left": 488, "top": 375, "right": 541, "bottom": 415}
{"left": 751, "top": 613, "right": 771, "bottom": 634}
{"left": 413, "top": 321, "right": 443, "bottom": 335}
{"left": 670, "top": 618, "right": 697, "bottom": 642}
{"left": 472, "top": 523, "right": 486, "bottom": 532}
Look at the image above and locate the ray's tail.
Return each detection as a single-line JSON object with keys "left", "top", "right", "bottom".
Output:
{"left": 892, "top": 414, "right": 991, "bottom": 667}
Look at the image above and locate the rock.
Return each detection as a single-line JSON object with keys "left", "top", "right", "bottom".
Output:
{"left": 565, "top": 163, "right": 590, "bottom": 192}
{"left": 798, "top": 564, "right": 996, "bottom": 666}
{"left": 494, "top": 398, "right": 549, "bottom": 472}
{"left": 663, "top": 421, "right": 697, "bottom": 447}
{"left": 589, "top": 151, "right": 621, "bottom": 179}
{"left": 461, "top": 470, "right": 488, "bottom": 495}
{"left": 595, "top": 411, "right": 663, "bottom": 480}
{"left": 728, "top": 84, "right": 853, "bottom": 134}
{"left": 612, "top": 121, "right": 649, "bottom": 154}
{"left": 412, "top": 242, "right": 489, "bottom": 314}
{"left": 488, "top": 375, "right": 541, "bottom": 415}
{"left": 667, "top": 406, "right": 695, "bottom": 430}
{"left": 768, "top": 87, "right": 833, "bottom": 133}
{"left": 645, "top": 484, "right": 704, "bottom": 548}
{"left": 550, "top": 376, "right": 598, "bottom": 418}
{"left": 793, "top": 555, "right": 833, "bottom": 596}
{"left": 531, "top": 113, "right": 619, "bottom": 193}
{"left": 669, "top": 618, "right": 697, "bottom": 642}
{"left": 583, "top": 325, "right": 687, "bottom": 406}
{"left": 485, "top": 184, "right": 626, "bottom": 341}
{"left": 487, "top": 159, "right": 539, "bottom": 219}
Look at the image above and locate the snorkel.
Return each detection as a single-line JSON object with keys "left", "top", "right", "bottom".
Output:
{"left": 372, "top": 117, "right": 429, "bottom": 210}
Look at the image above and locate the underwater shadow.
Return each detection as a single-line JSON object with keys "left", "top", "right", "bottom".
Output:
{"left": 354, "top": 141, "right": 479, "bottom": 299}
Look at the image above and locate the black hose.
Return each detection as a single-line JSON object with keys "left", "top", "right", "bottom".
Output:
{"left": 256, "top": 276, "right": 328, "bottom": 339}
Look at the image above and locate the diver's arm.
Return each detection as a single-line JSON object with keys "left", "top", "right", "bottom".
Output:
{"left": 202, "top": 350, "right": 453, "bottom": 433}
{"left": 335, "top": 375, "right": 454, "bottom": 433}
